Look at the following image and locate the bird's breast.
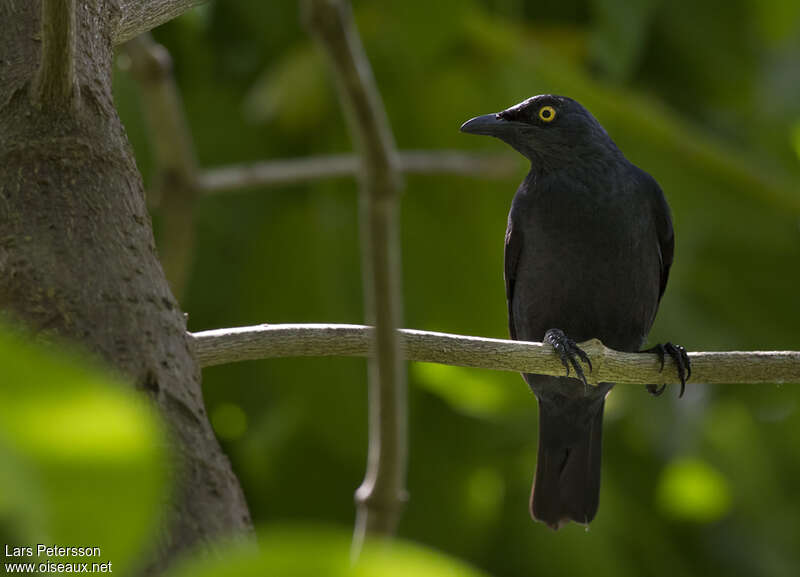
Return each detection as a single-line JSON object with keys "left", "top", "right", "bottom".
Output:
{"left": 510, "top": 183, "right": 660, "bottom": 351}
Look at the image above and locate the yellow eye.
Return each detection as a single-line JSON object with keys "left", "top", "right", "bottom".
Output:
{"left": 538, "top": 105, "right": 556, "bottom": 122}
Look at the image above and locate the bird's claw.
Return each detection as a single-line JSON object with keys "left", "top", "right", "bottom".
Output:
{"left": 544, "top": 328, "right": 592, "bottom": 387}
{"left": 643, "top": 342, "right": 690, "bottom": 398}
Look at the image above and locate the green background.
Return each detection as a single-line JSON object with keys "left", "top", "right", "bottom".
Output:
{"left": 116, "top": 0, "right": 800, "bottom": 574}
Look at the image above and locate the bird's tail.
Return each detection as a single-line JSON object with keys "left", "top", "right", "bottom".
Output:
{"left": 530, "top": 398, "right": 605, "bottom": 530}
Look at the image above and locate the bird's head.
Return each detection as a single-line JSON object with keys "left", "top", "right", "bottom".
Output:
{"left": 460, "top": 95, "right": 619, "bottom": 168}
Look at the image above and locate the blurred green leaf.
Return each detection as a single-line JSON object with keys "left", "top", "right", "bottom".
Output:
{"left": 791, "top": 120, "right": 800, "bottom": 161}
{"left": 243, "top": 44, "right": 332, "bottom": 132}
{"left": 751, "top": 0, "right": 800, "bottom": 44}
{"left": 212, "top": 402, "right": 249, "bottom": 441}
{"left": 0, "top": 327, "right": 167, "bottom": 573}
{"left": 165, "top": 525, "right": 492, "bottom": 577}
{"left": 589, "top": 0, "right": 658, "bottom": 80}
{"left": 412, "top": 363, "right": 532, "bottom": 418}
{"left": 656, "top": 457, "right": 732, "bottom": 523}
{"left": 464, "top": 467, "right": 505, "bottom": 523}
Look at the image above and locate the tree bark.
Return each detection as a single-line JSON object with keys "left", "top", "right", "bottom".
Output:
{"left": 114, "top": 0, "right": 210, "bottom": 45}
{"left": 0, "top": 1, "right": 251, "bottom": 571}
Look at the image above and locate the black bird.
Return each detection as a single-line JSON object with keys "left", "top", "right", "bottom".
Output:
{"left": 461, "top": 95, "right": 689, "bottom": 529}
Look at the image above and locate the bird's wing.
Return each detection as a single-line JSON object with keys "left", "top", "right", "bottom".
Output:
{"left": 643, "top": 172, "right": 675, "bottom": 302}
{"left": 504, "top": 218, "right": 521, "bottom": 339}
{"left": 656, "top": 214, "right": 674, "bottom": 302}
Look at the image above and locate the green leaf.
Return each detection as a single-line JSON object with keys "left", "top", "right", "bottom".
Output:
{"left": 0, "top": 327, "right": 167, "bottom": 573}
{"left": 589, "top": 0, "right": 659, "bottom": 81}
{"left": 791, "top": 120, "right": 800, "bottom": 161}
{"left": 165, "top": 525, "right": 492, "bottom": 577}
{"left": 212, "top": 402, "right": 249, "bottom": 441}
{"left": 412, "top": 363, "right": 532, "bottom": 419}
{"left": 243, "top": 45, "right": 332, "bottom": 132}
{"left": 656, "top": 458, "right": 732, "bottom": 523}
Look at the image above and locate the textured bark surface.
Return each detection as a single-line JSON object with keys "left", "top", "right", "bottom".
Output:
{"left": 114, "top": 0, "right": 210, "bottom": 45}
{"left": 0, "top": 0, "right": 251, "bottom": 570}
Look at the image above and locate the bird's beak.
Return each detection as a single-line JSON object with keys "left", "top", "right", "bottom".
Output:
{"left": 459, "top": 113, "right": 507, "bottom": 136}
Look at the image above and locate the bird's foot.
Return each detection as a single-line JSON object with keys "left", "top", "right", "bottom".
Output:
{"left": 544, "top": 328, "right": 592, "bottom": 387}
{"left": 642, "top": 342, "right": 691, "bottom": 398}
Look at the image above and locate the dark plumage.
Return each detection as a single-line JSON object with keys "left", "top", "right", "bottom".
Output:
{"left": 461, "top": 95, "right": 688, "bottom": 529}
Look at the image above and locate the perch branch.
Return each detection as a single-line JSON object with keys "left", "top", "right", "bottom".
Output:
{"left": 196, "top": 151, "right": 517, "bottom": 195}
{"left": 304, "top": 0, "right": 407, "bottom": 551}
{"left": 122, "top": 33, "right": 198, "bottom": 298}
{"left": 114, "top": 0, "right": 209, "bottom": 45}
{"left": 33, "top": 0, "right": 77, "bottom": 107}
{"left": 190, "top": 323, "right": 800, "bottom": 386}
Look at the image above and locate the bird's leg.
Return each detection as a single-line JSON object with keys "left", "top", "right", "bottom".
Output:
{"left": 544, "top": 328, "right": 593, "bottom": 388}
{"left": 641, "top": 342, "right": 691, "bottom": 398}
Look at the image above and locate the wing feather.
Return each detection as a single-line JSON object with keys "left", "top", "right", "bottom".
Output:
{"left": 504, "top": 218, "right": 522, "bottom": 340}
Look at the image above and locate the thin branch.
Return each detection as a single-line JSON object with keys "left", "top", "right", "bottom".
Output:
{"left": 303, "top": 0, "right": 407, "bottom": 551}
{"left": 122, "top": 33, "right": 198, "bottom": 298}
{"left": 399, "top": 150, "right": 517, "bottom": 176}
{"left": 114, "top": 0, "right": 209, "bottom": 46}
{"left": 190, "top": 324, "right": 800, "bottom": 386}
{"left": 198, "top": 154, "right": 358, "bottom": 193}
{"left": 195, "top": 151, "right": 518, "bottom": 195}
{"left": 33, "top": 0, "right": 77, "bottom": 108}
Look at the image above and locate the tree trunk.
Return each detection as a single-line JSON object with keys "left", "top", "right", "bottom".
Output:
{"left": 0, "top": 1, "right": 252, "bottom": 570}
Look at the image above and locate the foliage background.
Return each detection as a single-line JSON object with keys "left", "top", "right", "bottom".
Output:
{"left": 115, "top": 0, "right": 800, "bottom": 575}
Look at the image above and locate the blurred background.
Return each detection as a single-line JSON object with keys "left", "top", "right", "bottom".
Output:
{"left": 114, "top": 0, "right": 800, "bottom": 575}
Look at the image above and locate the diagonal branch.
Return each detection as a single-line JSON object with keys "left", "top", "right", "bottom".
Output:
{"left": 114, "top": 0, "right": 210, "bottom": 46}
{"left": 196, "top": 151, "right": 517, "bottom": 195}
{"left": 190, "top": 323, "right": 800, "bottom": 386}
{"left": 303, "top": 0, "right": 407, "bottom": 552}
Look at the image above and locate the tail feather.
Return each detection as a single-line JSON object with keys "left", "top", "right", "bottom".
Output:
{"left": 530, "top": 399, "right": 605, "bottom": 529}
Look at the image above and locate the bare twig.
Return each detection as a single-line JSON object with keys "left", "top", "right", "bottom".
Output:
{"left": 190, "top": 323, "right": 800, "bottom": 386}
{"left": 399, "top": 150, "right": 517, "bottom": 176}
{"left": 122, "top": 33, "right": 198, "bottom": 298}
{"left": 198, "top": 155, "right": 358, "bottom": 193}
{"left": 303, "top": 0, "right": 407, "bottom": 552}
{"left": 114, "top": 0, "right": 209, "bottom": 45}
{"left": 196, "top": 151, "right": 518, "bottom": 194}
{"left": 33, "top": 0, "right": 77, "bottom": 107}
